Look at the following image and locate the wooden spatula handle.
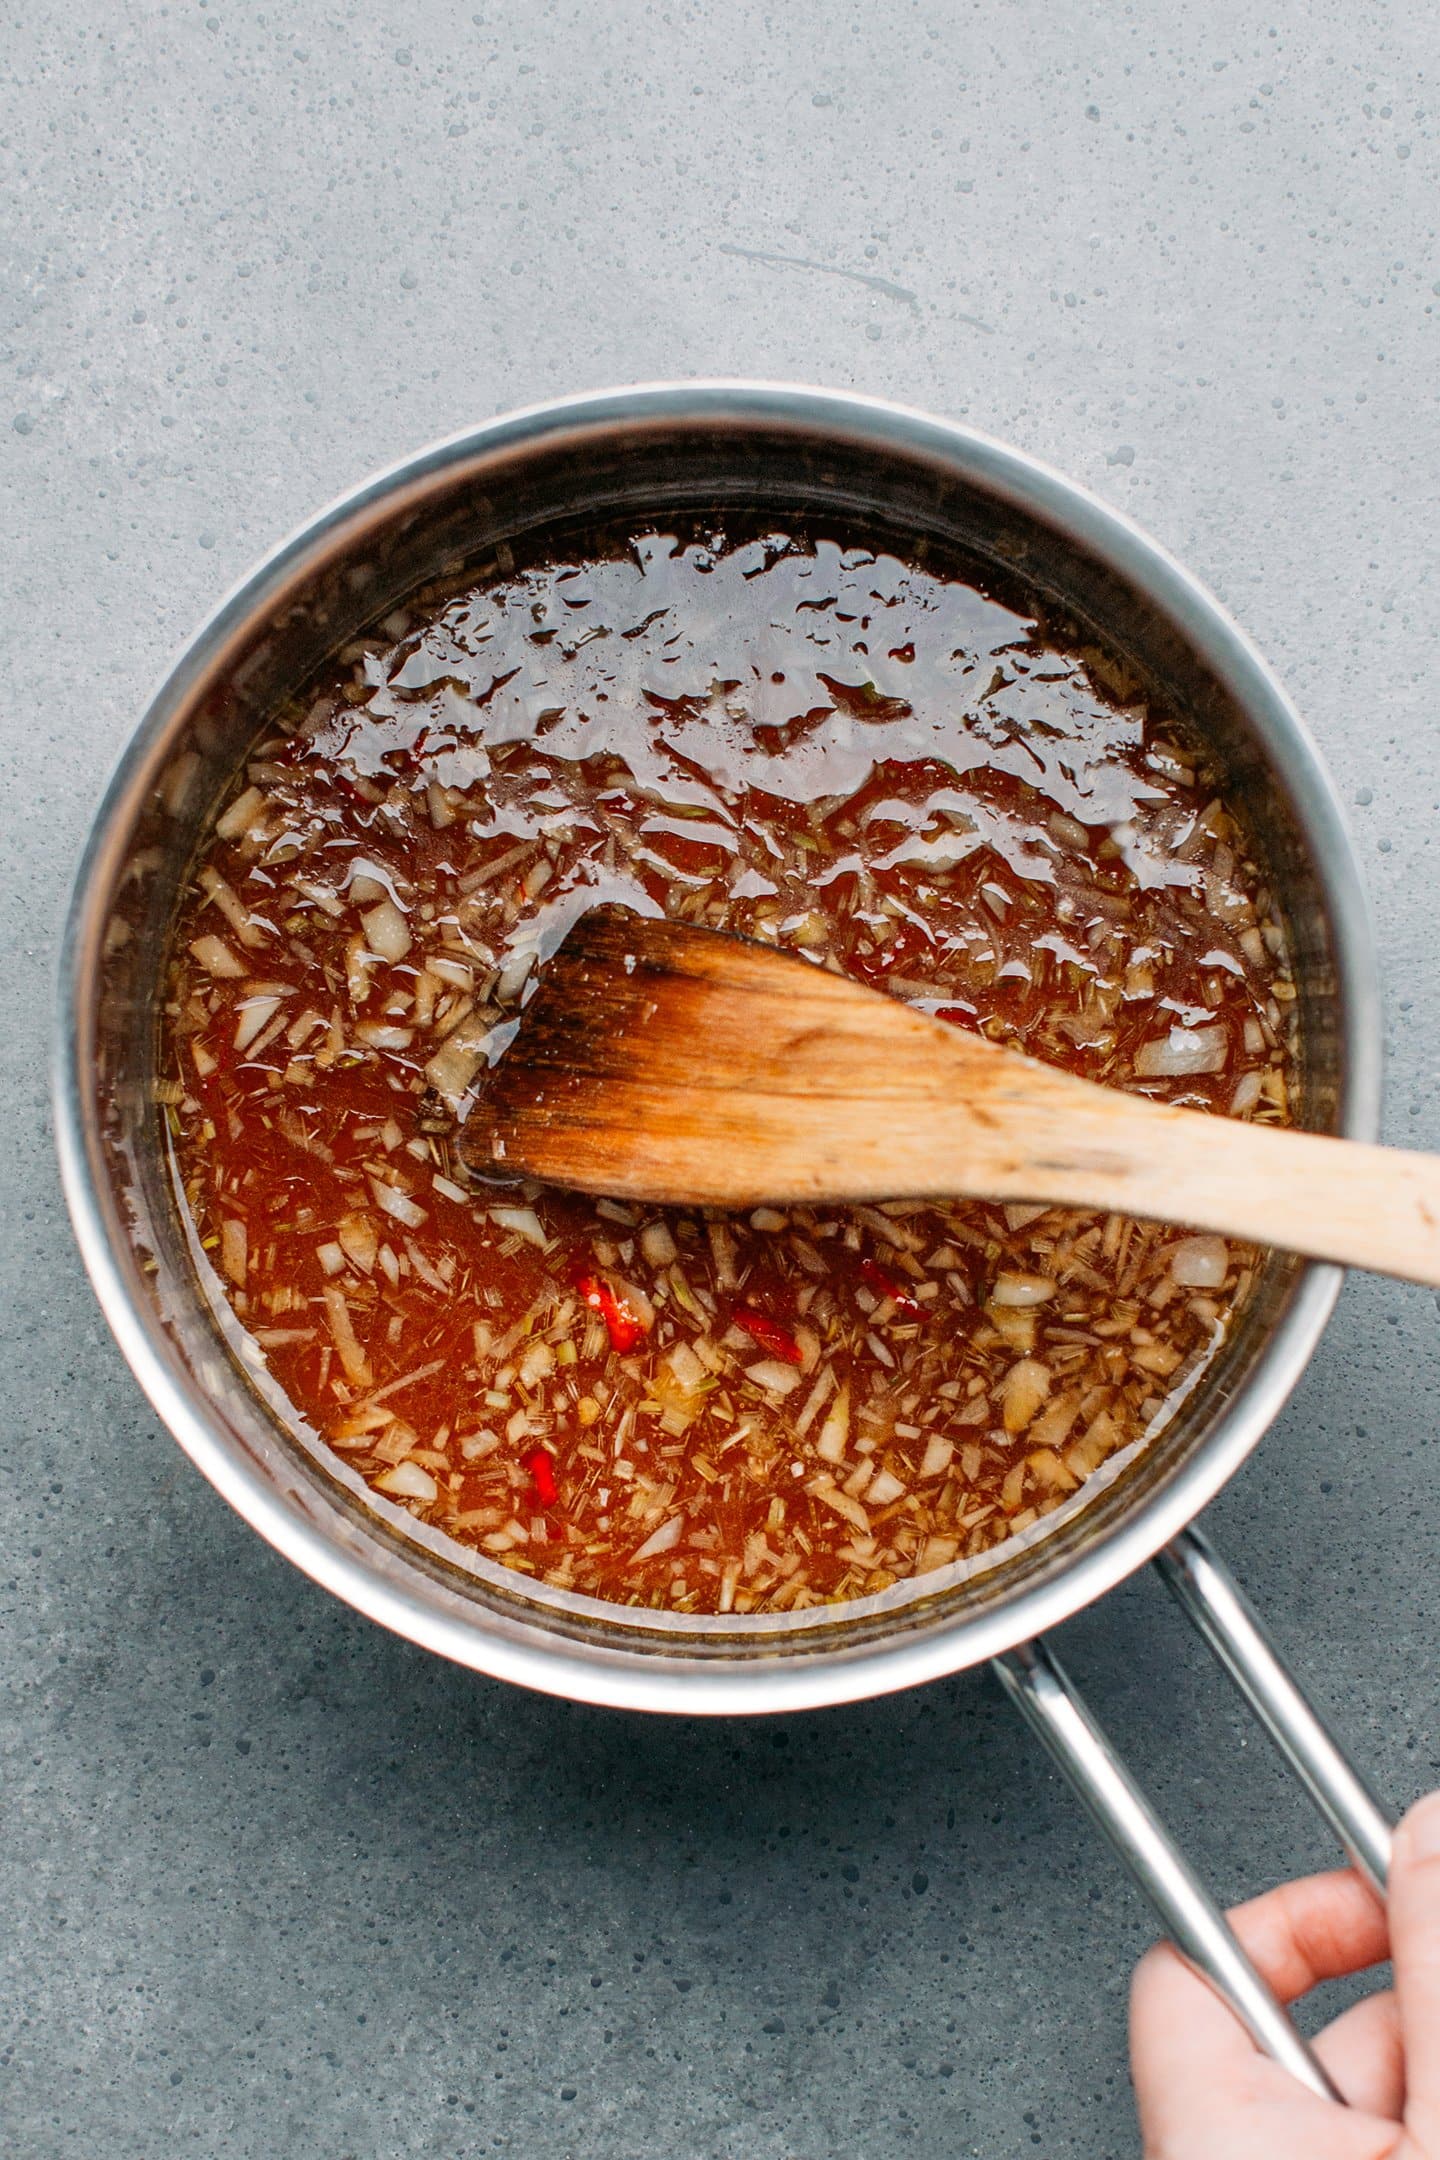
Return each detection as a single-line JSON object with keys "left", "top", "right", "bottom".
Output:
{"left": 899, "top": 1050, "right": 1440, "bottom": 1288}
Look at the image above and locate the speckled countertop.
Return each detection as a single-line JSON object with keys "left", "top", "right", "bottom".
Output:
{"left": 3, "top": 4, "right": 1437, "bottom": 2155}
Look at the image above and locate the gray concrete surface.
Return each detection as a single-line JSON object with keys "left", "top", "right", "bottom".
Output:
{"left": 3, "top": 3, "right": 1438, "bottom": 2154}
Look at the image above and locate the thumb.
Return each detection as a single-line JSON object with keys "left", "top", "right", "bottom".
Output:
{"left": 1390, "top": 1791, "right": 1440, "bottom": 2142}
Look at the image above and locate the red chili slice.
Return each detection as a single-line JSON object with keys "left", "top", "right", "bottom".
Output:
{"left": 523, "top": 1447, "right": 559, "bottom": 1509}
{"left": 575, "top": 1273, "right": 648, "bottom": 1354}
{"left": 859, "top": 1257, "right": 922, "bottom": 1318}
{"left": 391, "top": 727, "right": 431, "bottom": 775}
{"left": 735, "top": 1307, "right": 804, "bottom": 1365}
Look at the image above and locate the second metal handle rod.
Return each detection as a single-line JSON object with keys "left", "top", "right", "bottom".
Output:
{"left": 1157, "top": 1527, "right": 1394, "bottom": 1896}
{"left": 993, "top": 1636, "right": 1339, "bottom": 2103}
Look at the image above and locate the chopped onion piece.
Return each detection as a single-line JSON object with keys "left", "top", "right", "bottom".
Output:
{"left": 632, "top": 1514, "right": 684, "bottom": 1562}
{"left": 664, "top": 1340, "right": 708, "bottom": 1392}
{"left": 361, "top": 898, "right": 411, "bottom": 963}
{"left": 806, "top": 1474, "right": 870, "bottom": 1533}
{"left": 189, "top": 933, "right": 247, "bottom": 979}
{"left": 793, "top": 1365, "right": 836, "bottom": 1439}
{"left": 424, "top": 1013, "right": 498, "bottom": 1102}
{"left": 488, "top": 1205, "right": 548, "bottom": 1249}
{"left": 215, "top": 784, "right": 267, "bottom": 841}
{"left": 520, "top": 1340, "right": 556, "bottom": 1387}
{"left": 609, "top": 1275, "right": 655, "bottom": 1329}
{"left": 1133, "top": 1024, "right": 1228, "bottom": 1078}
{"left": 404, "top": 1238, "right": 447, "bottom": 1292}
{"left": 220, "top": 1218, "right": 247, "bottom": 1287}
{"left": 371, "top": 1178, "right": 427, "bottom": 1229}
{"left": 990, "top": 1272, "right": 1057, "bottom": 1307}
{"left": 375, "top": 1460, "right": 437, "bottom": 1502}
{"left": 160, "top": 748, "right": 202, "bottom": 817}
{"left": 344, "top": 934, "right": 372, "bottom": 1004}
{"left": 198, "top": 865, "right": 267, "bottom": 947}
{"left": 1047, "top": 811, "right": 1090, "bottom": 850}
{"left": 640, "top": 1221, "right": 678, "bottom": 1269}
{"left": 793, "top": 1324, "right": 821, "bottom": 1376}
{"left": 495, "top": 947, "right": 536, "bottom": 1005}
{"left": 651, "top": 1341, "right": 709, "bottom": 1433}
{"left": 1026, "top": 1446, "right": 1077, "bottom": 1493}
{"left": 1230, "top": 1070, "right": 1263, "bottom": 1116}
{"left": 745, "top": 1358, "right": 804, "bottom": 1398}
{"left": 321, "top": 1284, "right": 372, "bottom": 1387}
{"left": 234, "top": 994, "right": 285, "bottom": 1052}
{"left": 920, "top": 1434, "right": 954, "bottom": 1479}
{"left": 295, "top": 878, "right": 345, "bottom": 918}
{"left": 1002, "top": 1357, "right": 1052, "bottom": 1435}
{"left": 707, "top": 1220, "right": 738, "bottom": 1288}
{"left": 815, "top": 1382, "right": 851, "bottom": 1463}
{"left": 1169, "top": 1235, "right": 1229, "bottom": 1288}
{"left": 1029, "top": 1393, "right": 1081, "bottom": 1451}
{"left": 336, "top": 1212, "right": 378, "bottom": 1275}
{"left": 1003, "top": 1203, "right": 1048, "bottom": 1232}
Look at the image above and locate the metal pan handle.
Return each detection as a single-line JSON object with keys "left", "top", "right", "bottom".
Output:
{"left": 1156, "top": 1527, "right": 1392, "bottom": 1896}
{"left": 993, "top": 1635, "right": 1340, "bottom": 2101}
{"left": 994, "top": 1526, "right": 1395, "bottom": 2104}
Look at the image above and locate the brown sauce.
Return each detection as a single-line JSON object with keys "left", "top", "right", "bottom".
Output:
{"left": 161, "top": 523, "right": 1296, "bottom": 1614}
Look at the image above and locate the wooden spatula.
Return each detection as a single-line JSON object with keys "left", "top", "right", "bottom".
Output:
{"left": 459, "top": 904, "right": 1440, "bottom": 1288}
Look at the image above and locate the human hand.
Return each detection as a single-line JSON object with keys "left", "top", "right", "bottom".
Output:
{"left": 1130, "top": 1791, "right": 1440, "bottom": 2158}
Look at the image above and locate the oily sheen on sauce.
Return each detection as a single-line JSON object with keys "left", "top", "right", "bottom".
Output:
{"left": 161, "top": 522, "right": 1297, "bottom": 1615}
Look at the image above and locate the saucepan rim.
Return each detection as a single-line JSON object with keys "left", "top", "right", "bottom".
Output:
{"left": 53, "top": 381, "right": 1382, "bottom": 1713}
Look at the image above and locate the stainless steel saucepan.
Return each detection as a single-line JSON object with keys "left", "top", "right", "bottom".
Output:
{"left": 54, "top": 384, "right": 1394, "bottom": 2100}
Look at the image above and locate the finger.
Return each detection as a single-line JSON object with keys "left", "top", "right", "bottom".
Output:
{"left": 1130, "top": 1871, "right": 1389, "bottom": 2131}
{"left": 1130, "top": 1942, "right": 1304, "bottom": 2122}
{"left": 1313, "top": 1990, "right": 1404, "bottom": 2121}
{"left": 1225, "top": 1867, "right": 1390, "bottom": 2004}
{"left": 1131, "top": 1938, "right": 1249, "bottom": 2152}
{"left": 1131, "top": 1944, "right": 1384, "bottom": 2160}
{"left": 1389, "top": 1791, "right": 1440, "bottom": 2139}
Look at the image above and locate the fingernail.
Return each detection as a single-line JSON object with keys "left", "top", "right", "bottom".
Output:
{"left": 1400, "top": 1792, "right": 1440, "bottom": 1862}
